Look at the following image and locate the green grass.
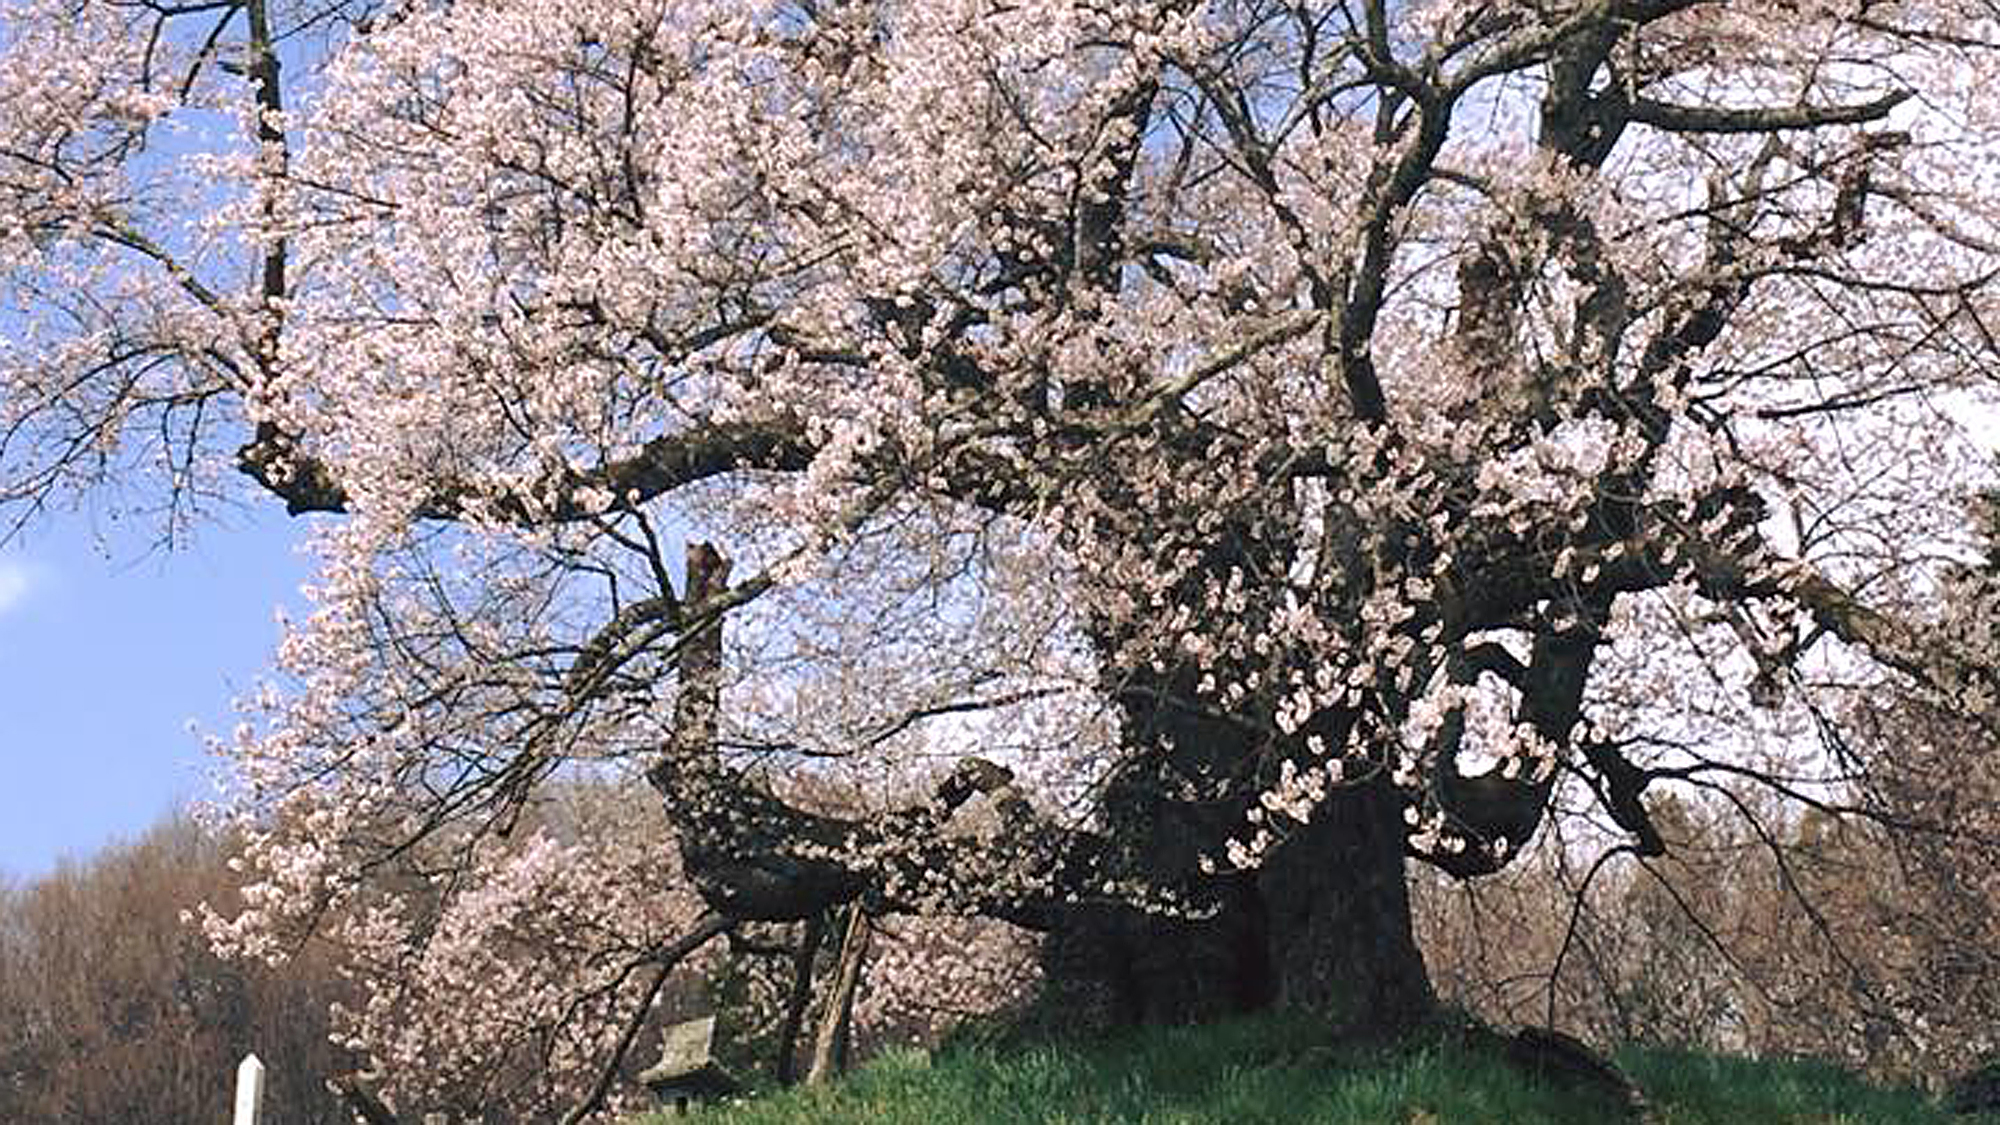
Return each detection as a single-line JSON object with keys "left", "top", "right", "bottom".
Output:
{"left": 622, "top": 1011, "right": 1990, "bottom": 1125}
{"left": 1617, "top": 1047, "right": 1967, "bottom": 1125}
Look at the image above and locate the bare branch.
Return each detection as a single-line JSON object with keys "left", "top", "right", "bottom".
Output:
{"left": 1626, "top": 91, "right": 1912, "bottom": 135}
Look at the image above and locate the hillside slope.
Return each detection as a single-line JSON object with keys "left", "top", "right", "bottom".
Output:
{"left": 629, "top": 1014, "right": 1987, "bottom": 1125}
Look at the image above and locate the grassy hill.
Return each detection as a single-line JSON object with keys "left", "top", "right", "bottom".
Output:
{"left": 628, "top": 1012, "right": 1991, "bottom": 1125}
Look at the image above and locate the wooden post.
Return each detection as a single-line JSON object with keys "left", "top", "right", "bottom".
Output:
{"left": 806, "top": 903, "right": 871, "bottom": 1085}
{"left": 233, "top": 1054, "right": 265, "bottom": 1125}
{"left": 774, "top": 913, "right": 828, "bottom": 1084}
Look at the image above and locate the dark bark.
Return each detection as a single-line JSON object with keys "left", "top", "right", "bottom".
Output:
{"left": 648, "top": 544, "right": 868, "bottom": 921}
{"left": 1034, "top": 885, "right": 1273, "bottom": 1029}
{"left": 772, "top": 914, "right": 826, "bottom": 1085}
{"left": 1035, "top": 632, "right": 1435, "bottom": 1032}
{"left": 1258, "top": 779, "right": 1433, "bottom": 1021}
{"left": 1035, "top": 772, "right": 1433, "bottom": 1033}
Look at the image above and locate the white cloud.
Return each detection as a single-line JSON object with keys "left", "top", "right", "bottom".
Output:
{"left": 0, "top": 559, "right": 33, "bottom": 618}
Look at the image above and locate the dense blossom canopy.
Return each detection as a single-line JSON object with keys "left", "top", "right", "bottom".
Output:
{"left": 7, "top": 0, "right": 2000, "bottom": 1117}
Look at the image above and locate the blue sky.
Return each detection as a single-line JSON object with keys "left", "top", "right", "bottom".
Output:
{"left": 0, "top": 19, "right": 324, "bottom": 879}
{"left": 0, "top": 504, "right": 314, "bottom": 879}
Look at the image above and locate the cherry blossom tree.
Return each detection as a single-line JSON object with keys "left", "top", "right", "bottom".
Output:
{"left": 8, "top": 0, "right": 2000, "bottom": 1117}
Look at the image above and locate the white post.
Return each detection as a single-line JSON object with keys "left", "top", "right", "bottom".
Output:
{"left": 233, "top": 1053, "right": 266, "bottom": 1125}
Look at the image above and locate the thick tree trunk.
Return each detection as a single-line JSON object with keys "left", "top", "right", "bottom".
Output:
{"left": 1038, "top": 775, "right": 1433, "bottom": 1034}
{"left": 1039, "top": 639, "right": 1434, "bottom": 1033}
{"left": 1036, "top": 515, "right": 1439, "bottom": 1035}
{"left": 1255, "top": 778, "right": 1433, "bottom": 1024}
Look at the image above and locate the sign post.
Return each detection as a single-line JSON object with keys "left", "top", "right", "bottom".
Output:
{"left": 233, "top": 1053, "right": 266, "bottom": 1125}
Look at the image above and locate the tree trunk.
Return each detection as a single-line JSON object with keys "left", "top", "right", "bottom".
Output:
{"left": 1038, "top": 775, "right": 1433, "bottom": 1034}
{"left": 1040, "top": 619, "right": 1435, "bottom": 1034}
{"left": 1255, "top": 777, "right": 1433, "bottom": 1024}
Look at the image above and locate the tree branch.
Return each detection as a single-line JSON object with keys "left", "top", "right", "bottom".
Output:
{"left": 237, "top": 417, "right": 814, "bottom": 518}
{"left": 1626, "top": 90, "right": 1911, "bottom": 135}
